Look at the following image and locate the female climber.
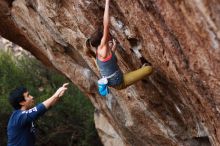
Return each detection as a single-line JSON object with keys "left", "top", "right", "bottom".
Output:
{"left": 87, "top": 0, "right": 153, "bottom": 94}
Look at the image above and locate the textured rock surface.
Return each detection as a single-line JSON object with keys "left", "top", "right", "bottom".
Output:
{"left": 0, "top": 0, "right": 220, "bottom": 146}
{"left": 94, "top": 110, "right": 126, "bottom": 146}
{"left": 0, "top": 36, "right": 31, "bottom": 57}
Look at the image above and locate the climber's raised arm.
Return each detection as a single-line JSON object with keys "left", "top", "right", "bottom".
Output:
{"left": 99, "top": 0, "right": 110, "bottom": 48}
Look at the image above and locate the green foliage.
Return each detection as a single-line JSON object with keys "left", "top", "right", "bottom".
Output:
{"left": 0, "top": 50, "right": 102, "bottom": 146}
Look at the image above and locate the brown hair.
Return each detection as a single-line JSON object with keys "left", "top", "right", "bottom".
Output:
{"left": 89, "top": 27, "right": 103, "bottom": 48}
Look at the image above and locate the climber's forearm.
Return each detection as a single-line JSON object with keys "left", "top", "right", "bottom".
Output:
{"left": 101, "top": 0, "right": 110, "bottom": 46}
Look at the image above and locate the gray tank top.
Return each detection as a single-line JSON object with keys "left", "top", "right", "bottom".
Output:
{"left": 97, "top": 52, "right": 123, "bottom": 86}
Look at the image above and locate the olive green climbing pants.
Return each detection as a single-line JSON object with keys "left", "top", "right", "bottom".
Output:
{"left": 114, "top": 66, "right": 153, "bottom": 90}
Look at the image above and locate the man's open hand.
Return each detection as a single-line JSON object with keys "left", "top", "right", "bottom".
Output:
{"left": 54, "top": 83, "right": 69, "bottom": 98}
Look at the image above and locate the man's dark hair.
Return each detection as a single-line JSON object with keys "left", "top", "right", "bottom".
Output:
{"left": 8, "top": 86, "right": 27, "bottom": 110}
{"left": 90, "top": 27, "right": 103, "bottom": 48}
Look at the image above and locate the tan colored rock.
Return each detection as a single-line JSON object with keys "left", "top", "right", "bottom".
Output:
{"left": 0, "top": 36, "right": 31, "bottom": 57}
{"left": 0, "top": 0, "right": 220, "bottom": 146}
{"left": 94, "top": 110, "right": 126, "bottom": 146}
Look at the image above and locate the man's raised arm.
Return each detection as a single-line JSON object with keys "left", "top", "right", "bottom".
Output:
{"left": 43, "top": 83, "right": 69, "bottom": 109}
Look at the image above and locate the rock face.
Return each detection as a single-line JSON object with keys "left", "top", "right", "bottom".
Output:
{"left": 0, "top": 0, "right": 220, "bottom": 146}
{"left": 0, "top": 37, "right": 31, "bottom": 57}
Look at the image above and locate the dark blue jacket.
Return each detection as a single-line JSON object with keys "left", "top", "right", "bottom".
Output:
{"left": 7, "top": 103, "right": 47, "bottom": 146}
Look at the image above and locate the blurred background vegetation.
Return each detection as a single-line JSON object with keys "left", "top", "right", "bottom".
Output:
{"left": 0, "top": 49, "right": 102, "bottom": 146}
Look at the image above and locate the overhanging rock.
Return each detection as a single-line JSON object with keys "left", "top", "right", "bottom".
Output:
{"left": 0, "top": 0, "right": 220, "bottom": 146}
